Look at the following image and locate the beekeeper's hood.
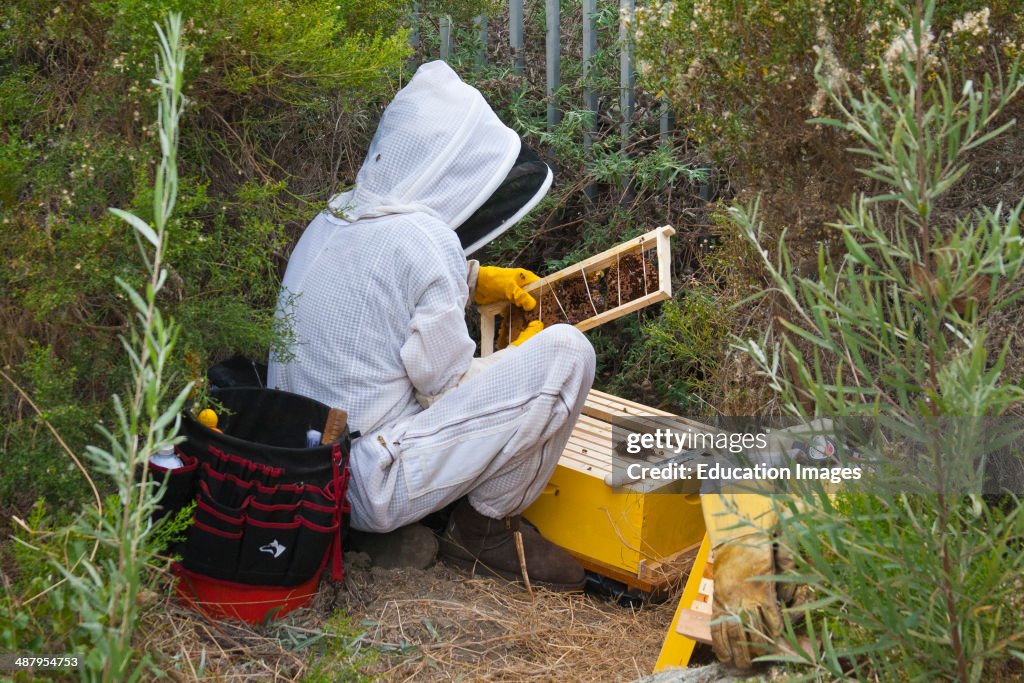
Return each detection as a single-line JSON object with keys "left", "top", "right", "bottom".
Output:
{"left": 326, "top": 61, "right": 552, "bottom": 256}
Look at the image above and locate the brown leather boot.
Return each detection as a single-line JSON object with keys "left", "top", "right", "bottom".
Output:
{"left": 439, "top": 499, "right": 586, "bottom": 592}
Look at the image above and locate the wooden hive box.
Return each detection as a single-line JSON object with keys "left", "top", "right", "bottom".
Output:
{"left": 524, "top": 389, "right": 708, "bottom": 592}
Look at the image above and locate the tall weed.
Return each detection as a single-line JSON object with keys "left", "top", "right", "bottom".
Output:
{"left": 4, "top": 14, "right": 191, "bottom": 679}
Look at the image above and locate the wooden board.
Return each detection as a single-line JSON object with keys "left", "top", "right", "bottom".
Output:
{"left": 480, "top": 225, "right": 675, "bottom": 355}
{"left": 562, "top": 406, "right": 706, "bottom": 493}
{"left": 674, "top": 608, "right": 712, "bottom": 644}
{"left": 674, "top": 544, "right": 714, "bottom": 644}
{"left": 654, "top": 534, "right": 712, "bottom": 671}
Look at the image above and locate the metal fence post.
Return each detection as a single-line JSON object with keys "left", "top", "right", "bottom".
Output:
{"left": 619, "top": 0, "right": 636, "bottom": 197}
{"left": 660, "top": 96, "right": 674, "bottom": 187}
{"left": 408, "top": 1, "right": 420, "bottom": 56}
{"left": 510, "top": 0, "right": 525, "bottom": 74}
{"left": 619, "top": 0, "right": 635, "bottom": 146}
{"left": 660, "top": 97, "right": 672, "bottom": 143}
{"left": 546, "top": 0, "right": 561, "bottom": 130}
{"left": 583, "top": 0, "right": 598, "bottom": 149}
{"left": 440, "top": 15, "right": 452, "bottom": 61}
{"left": 583, "top": 0, "right": 598, "bottom": 201}
{"left": 474, "top": 14, "right": 488, "bottom": 64}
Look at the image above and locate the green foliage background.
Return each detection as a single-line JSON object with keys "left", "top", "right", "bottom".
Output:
{"left": 632, "top": 0, "right": 1024, "bottom": 415}
{"left": 0, "top": 0, "right": 410, "bottom": 507}
{"left": 0, "top": 0, "right": 721, "bottom": 512}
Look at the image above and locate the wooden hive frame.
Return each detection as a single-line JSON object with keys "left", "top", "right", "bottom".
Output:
{"left": 479, "top": 225, "right": 676, "bottom": 356}
{"left": 583, "top": 389, "right": 725, "bottom": 443}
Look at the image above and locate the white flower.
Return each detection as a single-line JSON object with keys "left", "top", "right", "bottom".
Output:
{"left": 884, "top": 25, "right": 936, "bottom": 70}
{"left": 952, "top": 7, "right": 990, "bottom": 37}
{"left": 811, "top": 25, "right": 850, "bottom": 116}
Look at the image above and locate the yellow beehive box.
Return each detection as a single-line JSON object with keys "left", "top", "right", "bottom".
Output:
{"left": 524, "top": 391, "right": 707, "bottom": 591}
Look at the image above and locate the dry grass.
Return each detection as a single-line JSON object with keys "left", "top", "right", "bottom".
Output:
{"left": 136, "top": 590, "right": 309, "bottom": 681}
{"left": 324, "top": 558, "right": 683, "bottom": 682}
{"left": 137, "top": 554, "right": 692, "bottom": 682}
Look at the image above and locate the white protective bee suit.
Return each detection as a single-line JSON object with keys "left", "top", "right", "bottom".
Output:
{"left": 267, "top": 61, "right": 596, "bottom": 533}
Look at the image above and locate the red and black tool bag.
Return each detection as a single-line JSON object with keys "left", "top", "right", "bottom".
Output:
{"left": 153, "top": 386, "right": 351, "bottom": 622}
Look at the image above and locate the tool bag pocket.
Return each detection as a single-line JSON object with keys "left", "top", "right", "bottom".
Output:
{"left": 149, "top": 450, "right": 199, "bottom": 520}
{"left": 237, "top": 516, "right": 300, "bottom": 582}
{"left": 174, "top": 386, "right": 351, "bottom": 594}
{"left": 285, "top": 516, "right": 339, "bottom": 584}
{"left": 249, "top": 487, "right": 335, "bottom": 526}
{"left": 239, "top": 483, "right": 339, "bottom": 583}
{"left": 206, "top": 445, "right": 284, "bottom": 486}
{"left": 199, "top": 464, "right": 256, "bottom": 510}
{"left": 183, "top": 478, "right": 248, "bottom": 580}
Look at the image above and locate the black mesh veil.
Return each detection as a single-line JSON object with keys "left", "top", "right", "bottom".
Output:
{"left": 456, "top": 144, "right": 553, "bottom": 255}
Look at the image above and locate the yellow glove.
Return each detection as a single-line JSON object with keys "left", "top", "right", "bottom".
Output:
{"left": 711, "top": 535, "right": 784, "bottom": 669}
{"left": 511, "top": 320, "right": 544, "bottom": 346}
{"left": 712, "top": 535, "right": 811, "bottom": 668}
{"left": 474, "top": 266, "right": 540, "bottom": 311}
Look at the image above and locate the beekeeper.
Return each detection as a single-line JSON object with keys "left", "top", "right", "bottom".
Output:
{"left": 267, "top": 61, "right": 595, "bottom": 591}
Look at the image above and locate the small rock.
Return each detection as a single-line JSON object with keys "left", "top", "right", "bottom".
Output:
{"left": 633, "top": 663, "right": 735, "bottom": 683}
{"left": 633, "top": 662, "right": 782, "bottom": 682}
{"left": 344, "top": 550, "right": 372, "bottom": 571}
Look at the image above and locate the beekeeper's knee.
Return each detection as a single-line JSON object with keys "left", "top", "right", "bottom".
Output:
{"left": 535, "top": 324, "right": 595, "bottom": 370}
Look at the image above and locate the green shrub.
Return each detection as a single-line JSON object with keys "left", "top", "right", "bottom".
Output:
{"left": 0, "top": 0, "right": 410, "bottom": 508}
{"left": 0, "top": 345, "right": 98, "bottom": 507}
{"left": 296, "top": 613, "right": 378, "bottom": 682}
{"left": 633, "top": 0, "right": 1023, "bottom": 160}
{"left": 1, "top": 16, "right": 198, "bottom": 678}
{"left": 630, "top": 0, "right": 1024, "bottom": 417}
{"left": 2, "top": 501, "right": 97, "bottom": 656}
{"left": 732, "top": 2, "right": 1024, "bottom": 678}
